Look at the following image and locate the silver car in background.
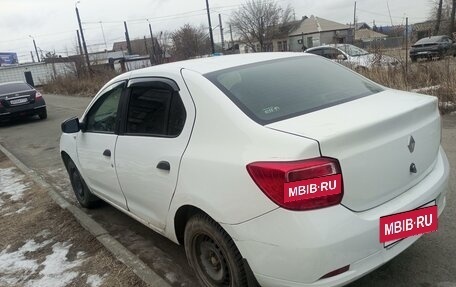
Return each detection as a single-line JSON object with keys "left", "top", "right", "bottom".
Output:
{"left": 305, "top": 44, "right": 399, "bottom": 70}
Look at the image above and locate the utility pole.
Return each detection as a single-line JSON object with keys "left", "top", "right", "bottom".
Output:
{"left": 405, "top": 17, "right": 409, "bottom": 79}
{"left": 229, "top": 24, "right": 234, "bottom": 48}
{"left": 205, "top": 0, "right": 215, "bottom": 54}
{"left": 148, "top": 20, "right": 156, "bottom": 65}
{"left": 29, "top": 36, "right": 40, "bottom": 62}
{"left": 144, "top": 36, "right": 149, "bottom": 54}
{"left": 30, "top": 51, "right": 35, "bottom": 63}
{"left": 124, "top": 21, "right": 132, "bottom": 55}
{"left": 353, "top": 1, "right": 357, "bottom": 44}
{"left": 75, "top": 4, "right": 91, "bottom": 70}
{"left": 219, "top": 14, "right": 224, "bottom": 51}
{"left": 76, "top": 30, "right": 83, "bottom": 55}
{"left": 99, "top": 21, "right": 108, "bottom": 50}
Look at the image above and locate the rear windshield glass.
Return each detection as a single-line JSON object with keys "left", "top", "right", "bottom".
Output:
{"left": 415, "top": 36, "right": 443, "bottom": 45}
{"left": 205, "top": 56, "right": 383, "bottom": 125}
{"left": 0, "top": 83, "right": 32, "bottom": 95}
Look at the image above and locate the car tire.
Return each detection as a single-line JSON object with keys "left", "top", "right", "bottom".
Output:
{"left": 411, "top": 56, "right": 417, "bottom": 62}
{"left": 184, "top": 214, "right": 248, "bottom": 287}
{"left": 67, "top": 160, "right": 101, "bottom": 208}
{"left": 38, "top": 109, "right": 47, "bottom": 120}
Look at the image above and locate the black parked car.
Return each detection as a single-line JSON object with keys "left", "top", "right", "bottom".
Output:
{"left": 410, "top": 35, "right": 456, "bottom": 62}
{"left": 0, "top": 81, "right": 47, "bottom": 121}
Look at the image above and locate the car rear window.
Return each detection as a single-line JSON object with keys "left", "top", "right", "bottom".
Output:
{"left": 0, "top": 83, "right": 32, "bottom": 95}
{"left": 414, "top": 36, "right": 443, "bottom": 45}
{"left": 205, "top": 56, "right": 383, "bottom": 125}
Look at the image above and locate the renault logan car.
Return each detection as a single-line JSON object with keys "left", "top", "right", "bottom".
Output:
{"left": 60, "top": 53, "right": 449, "bottom": 287}
{"left": 0, "top": 81, "right": 47, "bottom": 121}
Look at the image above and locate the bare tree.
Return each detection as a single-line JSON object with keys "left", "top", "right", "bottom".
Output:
{"left": 171, "top": 24, "right": 211, "bottom": 60}
{"left": 229, "top": 0, "right": 294, "bottom": 52}
{"left": 434, "top": 0, "right": 444, "bottom": 34}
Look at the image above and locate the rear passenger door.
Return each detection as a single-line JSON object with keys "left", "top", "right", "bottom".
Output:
{"left": 114, "top": 77, "right": 195, "bottom": 230}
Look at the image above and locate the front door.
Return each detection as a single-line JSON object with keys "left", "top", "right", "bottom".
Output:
{"left": 115, "top": 78, "right": 194, "bottom": 230}
{"left": 77, "top": 82, "right": 127, "bottom": 209}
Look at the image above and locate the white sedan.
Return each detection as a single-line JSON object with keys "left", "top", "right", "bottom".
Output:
{"left": 305, "top": 44, "right": 399, "bottom": 70}
{"left": 60, "top": 53, "right": 449, "bottom": 287}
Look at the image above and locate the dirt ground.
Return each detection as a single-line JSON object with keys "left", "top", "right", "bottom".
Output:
{"left": 0, "top": 151, "right": 148, "bottom": 287}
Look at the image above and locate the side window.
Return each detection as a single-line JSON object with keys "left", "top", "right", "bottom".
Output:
{"left": 125, "top": 83, "right": 186, "bottom": 137}
{"left": 324, "top": 48, "right": 344, "bottom": 60}
{"left": 85, "top": 83, "right": 123, "bottom": 133}
{"left": 308, "top": 49, "right": 323, "bottom": 56}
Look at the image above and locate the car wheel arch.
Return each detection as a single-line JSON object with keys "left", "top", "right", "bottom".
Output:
{"left": 174, "top": 205, "right": 230, "bottom": 246}
{"left": 61, "top": 151, "right": 71, "bottom": 171}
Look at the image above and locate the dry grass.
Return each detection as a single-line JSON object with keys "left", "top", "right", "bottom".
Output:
{"left": 358, "top": 55, "right": 456, "bottom": 113}
{"left": 42, "top": 69, "right": 119, "bottom": 97}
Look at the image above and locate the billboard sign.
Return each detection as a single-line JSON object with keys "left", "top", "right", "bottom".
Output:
{"left": 0, "top": 52, "right": 19, "bottom": 65}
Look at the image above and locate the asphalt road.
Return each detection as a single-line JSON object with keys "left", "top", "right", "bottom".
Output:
{"left": 0, "top": 93, "right": 454, "bottom": 287}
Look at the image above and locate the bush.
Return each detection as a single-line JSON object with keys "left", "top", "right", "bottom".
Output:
{"left": 42, "top": 70, "right": 119, "bottom": 97}
{"left": 357, "top": 55, "right": 456, "bottom": 113}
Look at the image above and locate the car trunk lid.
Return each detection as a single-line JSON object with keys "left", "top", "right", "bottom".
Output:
{"left": 0, "top": 90, "right": 36, "bottom": 107}
{"left": 266, "top": 90, "right": 441, "bottom": 211}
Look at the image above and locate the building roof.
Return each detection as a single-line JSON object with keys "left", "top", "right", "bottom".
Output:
{"left": 355, "top": 28, "right": 387, "bottom": 41}
{"left": 289, "top": 16, "right": 350, "bottom": 36}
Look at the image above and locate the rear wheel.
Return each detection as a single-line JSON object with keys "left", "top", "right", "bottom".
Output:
{"left": 410, "top": 56, "right": 417, "bottom": 63}
{"left": 38, "top": 109, "right": 47, "bottom": 120}
{"left": 67, "top": 160, "right": 100, "bottom": 208}
{"left": 184, "top": 214, "right": 247, "bottom": 287}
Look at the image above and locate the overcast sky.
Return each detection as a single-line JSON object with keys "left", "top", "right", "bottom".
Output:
{"left": 0, "top": 0, "right": 435, "bottom": 63}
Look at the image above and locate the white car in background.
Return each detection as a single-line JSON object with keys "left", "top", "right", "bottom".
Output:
{"left": 60, "top": 53, "right": 449, "bottom": 287}
{"left": 305, "top": 44, "right": 400, "bottom": 70}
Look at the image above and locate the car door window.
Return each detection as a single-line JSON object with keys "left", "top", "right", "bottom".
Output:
{"left": 125, "top": 82, "right": 186, "bottom": 137}
{"left": 308, "top": 48, "right": 323, "bottom": 56}
{"left": 324, "top": 48, "right": 345, "bottom": 60}
{"left": 85, "top": 82, "right": 123, "bottom": 133}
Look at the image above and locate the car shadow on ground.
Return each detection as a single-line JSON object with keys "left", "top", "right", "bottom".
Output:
{"left": 0, "top": 116, "right": 44, "bottom": 128}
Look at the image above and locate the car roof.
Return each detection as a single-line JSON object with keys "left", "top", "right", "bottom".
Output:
{"left": 0, "top": 81, "right": 28, "bottom": 87}
{"left": 306, "top": 44, "right": 349, "bottom": 52}
{"left": 129, "top": 52, "right": 309, "bottom": 77}
{"left": 415, "top": 36, "right": 446, "bottom": 44}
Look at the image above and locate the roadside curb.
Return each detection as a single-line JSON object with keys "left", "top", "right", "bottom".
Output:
{"left": 0, "top": 143, "right": 171, "bottom": 287}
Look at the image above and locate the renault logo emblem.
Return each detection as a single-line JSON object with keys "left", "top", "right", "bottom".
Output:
{"left": 408, "top": 136, "right": 415, "bottom": 153}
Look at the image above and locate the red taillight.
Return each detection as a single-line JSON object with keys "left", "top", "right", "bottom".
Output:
{"left": 246, "top": 157, "right": 343, "bottom": 211}
{"left": 36, "top": 92, "right": 42, "bottom": 99}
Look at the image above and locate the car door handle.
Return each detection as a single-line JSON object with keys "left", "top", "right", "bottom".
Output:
{"left": 157, "top": 161, "right": 170, "bottom": 171}
{"left": 103, "top": 149, "right": 111, "bottom": 157}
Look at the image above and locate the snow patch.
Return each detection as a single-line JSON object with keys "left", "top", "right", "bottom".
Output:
{"left": 0, "top": 167, "right": 31, "bottom": 205}
{"left": 37, "top": 229, "right": 52, "bottom": 239}
{"left": 87, "top": 274, "right": 106, "bottom": 287}
{"left": 25, "top": 242, "right": 84, "bottom": 287}
{"left": 0, "top": 239, "right": 52, "bottom": 285}
{"left": 165, "top": 272, "right": 178, "bottom": 283}
{"left": 0, "top": 239, "right": 84, "bottom": 287}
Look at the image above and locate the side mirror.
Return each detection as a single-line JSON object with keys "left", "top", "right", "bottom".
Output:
{"left": 61, "top": 117, "right": 80, "bottom": 133}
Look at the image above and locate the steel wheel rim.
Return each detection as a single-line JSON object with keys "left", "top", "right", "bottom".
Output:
{"left": 193, "top": 234, "right": 230, "bottom": 286}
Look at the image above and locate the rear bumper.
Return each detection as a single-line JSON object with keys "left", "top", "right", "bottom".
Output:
{"left": 410, "top": 50, "right": 441, "bottom": 58}
{"left": 0, "top": 98, "right": 46, "bottom": 120}
{"left": 223, "top": 147, "right": 449, "bottom": 286}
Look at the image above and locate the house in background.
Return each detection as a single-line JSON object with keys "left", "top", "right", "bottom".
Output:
{"left": 355, "top": 28, "right": 387, "bottom": 43}
{"left": 288, "top": 16, "right": 353, "bottom": 51}
{"left": 240, "top": 16, "right": 353, "bottom": 53}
